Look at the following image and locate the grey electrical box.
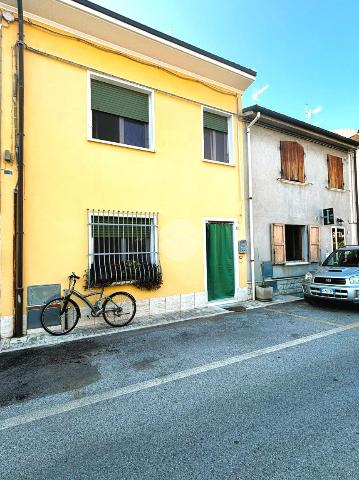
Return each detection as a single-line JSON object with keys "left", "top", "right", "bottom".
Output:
{"left": 239, "top": 239, "right": 248, "bottom": 253}
{"left": 4, "top": 150, "right": 11, "bottom": 162}
{"left": 27, "top": 284, "right": 61, "bottom": 329}
{"left": 27, "top": 284, "right": 61, "bottom": 306}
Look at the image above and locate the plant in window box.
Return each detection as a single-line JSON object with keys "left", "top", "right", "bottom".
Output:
{"left": 255, "top": 280, "right": 273, "bottom": 302}
{"left": 134, "top": 263, "right": 163, "bottom": 291}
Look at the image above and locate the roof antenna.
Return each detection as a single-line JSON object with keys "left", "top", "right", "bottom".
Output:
{"left": 252, "top": 84, "right": 269, "bottom": 103}
{"left": 305, "top": 104, "right": 322, "bottom": 122}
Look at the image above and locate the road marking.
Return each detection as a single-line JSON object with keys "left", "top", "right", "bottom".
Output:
{"left": 265, "top": 307, "right": 345, "bottom": 326}
{"left": 1, "top": 321, "right": 359, "bottom": 431}
{"left": 264, "top": 307, "right": 310, "bottom": 319}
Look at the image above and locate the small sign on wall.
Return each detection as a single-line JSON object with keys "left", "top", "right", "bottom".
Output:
{"left": 323, "top": 208, "right": 334, "bottom": 225}
{"left": 239, "top": 240, "right": 248, "bottom": 253}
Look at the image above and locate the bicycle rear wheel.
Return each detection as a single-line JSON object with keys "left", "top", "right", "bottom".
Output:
{"left": 41, "top": 297, "right": 80, "bottom": 335}
{"left": 102, "top": 292, "right": 136, "bottom": 327}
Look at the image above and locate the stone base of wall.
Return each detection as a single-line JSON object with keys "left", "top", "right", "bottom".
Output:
{"left": 74, "top": 290, "right": 254, "bottom": 320}
{"left": 276, "top": 277, "right": 304, "bottom": 295}
{"left": 247, "top": 276, "right": 304, "bottom": 299}
{"left": 136, "top": 292, "right": 208, "bottom": 317}
{"left": 0, "top": 315, "right": 14, "bottom": 338}
{"left": 236, "top": 287, "right": 249, "bottom": 301}
{"left": 2, "top": 289, "right": 253, "bottom": 338}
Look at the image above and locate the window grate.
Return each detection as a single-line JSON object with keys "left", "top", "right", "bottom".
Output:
{"left": 87, "top": 210, "right": 161, "bottom": 289}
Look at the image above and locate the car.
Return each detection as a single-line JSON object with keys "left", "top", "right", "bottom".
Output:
{"left": 302, "top": 246, "right": 359, "bottom": 303}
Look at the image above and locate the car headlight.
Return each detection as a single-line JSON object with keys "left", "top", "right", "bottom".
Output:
{"left": 304, "top": 272, "right": 313, "bottom": 282}
{"left": 349, "top": 276, "right": 359, "bottom": 284}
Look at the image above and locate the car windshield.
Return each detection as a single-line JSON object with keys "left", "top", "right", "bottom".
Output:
{"left": 323, "top": 249, "right": 359, "bottom": 267}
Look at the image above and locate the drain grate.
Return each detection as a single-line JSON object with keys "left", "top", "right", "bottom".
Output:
{"left": 224, "top": 305, "right": 247, "bottom": 313}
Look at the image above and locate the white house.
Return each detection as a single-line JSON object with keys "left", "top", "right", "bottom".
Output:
{"left": 243, "top": 105, "right": 359, "bottom": 296}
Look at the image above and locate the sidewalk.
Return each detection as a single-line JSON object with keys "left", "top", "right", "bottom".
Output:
{"left": 0, "top": 294, "right": 302, "bottom": 354}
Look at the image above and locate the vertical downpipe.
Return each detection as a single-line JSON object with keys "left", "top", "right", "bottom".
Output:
{"left": 14, "top": 0, "right": 24, "bottom": 337}
{"left": 246, "top": 113, "right": 261, "bottom": 300}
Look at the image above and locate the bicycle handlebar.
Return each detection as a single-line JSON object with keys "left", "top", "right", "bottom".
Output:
{"left": 69, "top": 272, "right": 80, "bottom": 280}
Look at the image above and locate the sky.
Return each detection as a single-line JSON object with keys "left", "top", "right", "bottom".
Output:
{"left": 94, "top": 0, "right": 358, "bottom": 131}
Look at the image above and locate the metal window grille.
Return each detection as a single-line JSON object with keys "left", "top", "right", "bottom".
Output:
{"left": 87, "top": 210, "right": 160, "bottom": 288}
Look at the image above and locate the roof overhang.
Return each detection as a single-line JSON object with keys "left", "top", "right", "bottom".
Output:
{"left": 243, "top": 105, "right": 359, "bottom": 152}
{"left": 1, "top": 0, "right": 256, "bottom": 92}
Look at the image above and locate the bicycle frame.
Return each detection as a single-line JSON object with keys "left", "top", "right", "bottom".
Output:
{"left": 70, "top": 289, "right": 109, "bottom": 317}
{"left": 64, "top": 276, "right": 109, "bottom": 317}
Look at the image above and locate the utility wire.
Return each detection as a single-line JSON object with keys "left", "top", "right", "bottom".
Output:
{"left": 23, "top": 18, "right": 240, "bottom": 99}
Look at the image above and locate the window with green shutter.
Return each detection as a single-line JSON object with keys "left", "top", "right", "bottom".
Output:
{"left": 203, "top": 110, "right": 229, "bottom": 163}
{"left": 91, "top": 78, "right": 150, "bottom": 149}
{"left": 203, "top": 111, "right": 228, "bottom": 133}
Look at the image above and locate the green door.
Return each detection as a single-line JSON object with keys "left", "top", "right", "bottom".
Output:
{"left": 206, "top": 222, "right": 235, "bottom": 301}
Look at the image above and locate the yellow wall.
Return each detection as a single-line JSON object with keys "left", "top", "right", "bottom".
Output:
{"left": 0, "top": 19, "right": 248, "bottom": 327}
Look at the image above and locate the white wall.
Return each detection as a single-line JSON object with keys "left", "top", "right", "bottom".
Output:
{"left": 248, "top": 126, "right": 355, "bottom": 282}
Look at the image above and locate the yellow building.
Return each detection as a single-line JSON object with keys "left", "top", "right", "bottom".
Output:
{"left": 0, "top": 0, "right": 255, "bottom": 338}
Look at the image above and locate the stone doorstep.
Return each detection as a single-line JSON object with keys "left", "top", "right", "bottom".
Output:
{"left": 0, "top": 295, "right": 303, "bottom": 354}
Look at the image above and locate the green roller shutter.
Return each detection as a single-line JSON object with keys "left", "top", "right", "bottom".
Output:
{"left": 92, "top": 217, "right": 152, "bottom": 238}
{"left": 203, "top": 111, "right": 228, "bottom": 133}
{"left": 206, "top": 223, "right": 235, "bottom": 301}
{"left": 91, "top": 79, "right": 149, "bottom": 123}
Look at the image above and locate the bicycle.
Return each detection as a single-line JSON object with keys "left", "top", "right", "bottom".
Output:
{"left": 40, "top": 273, "right": 136, "bottom": 335}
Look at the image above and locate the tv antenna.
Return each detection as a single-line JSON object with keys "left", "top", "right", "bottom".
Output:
{"left": 252, "top": 84, "right": 269, "bottom": 102}
{"left": 305, "top": 104, "right": 322, "bottom": 122}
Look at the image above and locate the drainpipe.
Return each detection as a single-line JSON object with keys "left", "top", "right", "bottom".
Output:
{"left": 354, "top": 149, "right": 359, "bottom": 245}
{"left": 246, "top": 112, "right": 261, "bottom": 300}
{"left": 14, "top": 0, "right": 24, "bottom": 337}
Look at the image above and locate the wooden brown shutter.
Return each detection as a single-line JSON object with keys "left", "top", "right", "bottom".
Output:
{"left": 327, "top": 155, "right": 344, "bottom": 189}
{"left": 280, "top": 141, "right": 291, "bottom": 180}
{"left": 271, "top": 224, "right": 286, "bottom": 264}
{"left": 280, "top": 141, "right": 305, "bottom": 182}
{"left": 308, "top": 225, "right": 320, "bottom": 263}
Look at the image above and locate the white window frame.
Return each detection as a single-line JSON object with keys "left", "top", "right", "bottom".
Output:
{"left": 87, "top": 71, "right": 155, "bottom": 152}
{"left": 201, "top": 105, "right": 235, "bottom": 166}
{"left": 331, "top": 226, "right": 345, "bottom": 251}
{"left": 88, "top": 211, "right": 158, "bottom": 285}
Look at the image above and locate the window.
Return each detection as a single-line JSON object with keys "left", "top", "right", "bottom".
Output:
{"left": 323, "top": 249, "right": 359, "bottom": 267}
{"left": 88, "top": 211, "right": 160, "bottom": 287}
{"left": 280, "top": 141, "right": 305, "bottom": 182}
{"left": 331, "top": 226, "right": 345, "bottom": 251}
{"left": 285, "top": 225, "right": 306, "bottom": 261}
{"left": 90, "top": 77, "right": 151, "bottom": 149}
{"left": 203, "top": 110, "right": 230, "bottom": 163}
{"left": 271, "top": 224, "right": 320, "bottom": 264}
{"left": 327, "top": 155, "right": 344, "bottom": 190}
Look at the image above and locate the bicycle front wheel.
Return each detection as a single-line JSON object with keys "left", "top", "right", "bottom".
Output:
{"left": 102, "top": 292, "right": 136, "bottom": 327}
{"left": 41, "top": 297, "right": 80, "bottom": 335}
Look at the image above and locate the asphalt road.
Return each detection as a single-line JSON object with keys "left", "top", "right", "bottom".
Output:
{"left": 1, "top": 300, "right": 359, "bottom": 479}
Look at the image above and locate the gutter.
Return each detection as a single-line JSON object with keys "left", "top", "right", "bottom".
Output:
{"left": 243, "top": 105, "right": 359, "bottom": 149}
{"left": 14, "top": 0, "right": 24, "bottom": 337}
{"left": 246, "top": 112, "right": 261, "bottom": 300}
{"left": 70, "top": 0, "right": 257, "bottom": 78}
